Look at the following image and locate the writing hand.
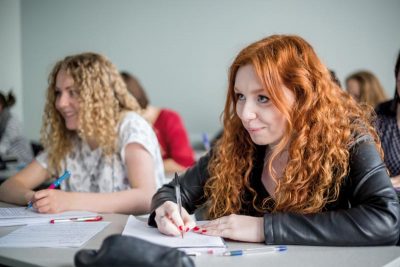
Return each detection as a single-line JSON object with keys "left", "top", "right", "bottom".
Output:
{"left": 155, "top": 201, "right": 196, "bottom": 236}
{"left": 30, "top": 189, "right": 71, "bottom": 213}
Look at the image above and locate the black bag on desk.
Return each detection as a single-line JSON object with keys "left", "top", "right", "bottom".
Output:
{"left": 74, "top": 234, "right": 195, "bottom": 267}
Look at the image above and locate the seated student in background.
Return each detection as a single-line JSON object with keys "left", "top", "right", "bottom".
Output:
{"left": 345, "top": 70, "right": 387, "bottom": 107}
{"left": 0, "top": 52, "right": 165, "bottom": 214}
{"left": 121, "top": 72, "right": 195, "bottom": 174}
{"left": 149, "top": 35, "right": 400, "bottom": 246}
{"left": 0, "top": 91, "right": 33, "bottom": 165}
{"left": 376, "top": 50, "right": 400, "bottom": 189}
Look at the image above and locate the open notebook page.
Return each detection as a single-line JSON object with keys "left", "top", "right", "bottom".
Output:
{"left": 0, "top": 221, "right": 109, "bottom": 247}
{"left": 122, "top": 215, "right": 226, "bottom": 249}
{"left": 0, "top": 207, "right": 97, "bottom": 226}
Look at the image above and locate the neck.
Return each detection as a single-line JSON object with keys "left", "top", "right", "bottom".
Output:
{"left": 86, "top": 137, "right": 98, "bottom": 150}
{"left": 143, "top": 106, "right": 161, "bottom": 125}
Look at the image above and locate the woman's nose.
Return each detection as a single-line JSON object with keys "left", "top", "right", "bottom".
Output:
{"left": 241, "top": 102, "right": 257, "bottom": 121}
{"left": 57, "top": 92, "right": 70, "bottom": 108}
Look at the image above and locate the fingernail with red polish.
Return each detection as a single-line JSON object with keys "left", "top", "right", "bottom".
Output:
{"left": 178, "top": 225, "right": 183, "bottom": 231}
{"left": 186, "top": 227, "right": 190, "bottom": 232}
{"left": 201, "top": 229, "right": 207, "bottom": 233}
{"left": 193, "top": 226, "right": 200, "bottom": 231}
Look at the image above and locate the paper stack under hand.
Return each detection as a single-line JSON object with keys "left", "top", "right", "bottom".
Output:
{"left": 122, "top": 215, "right": 226, "bottom": 254}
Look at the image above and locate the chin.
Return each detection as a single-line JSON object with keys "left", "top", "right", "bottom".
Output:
{"left": 65, "top": 123, "right": 78, "bottom": 131}
{"left": 249, "top": 135, "right": 281, "bottom": 146}
{"left": 249, "top": 136, "right": 267, "bottom": 146}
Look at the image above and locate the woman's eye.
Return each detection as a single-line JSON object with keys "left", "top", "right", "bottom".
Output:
{"left": 236, "top": 93, "right": 245, "bottom": 101}
{"left": 258, "top": 95, "right": 269, "bottom": 103}
{"left": 69, "top": 90, "right": 78, "bottom": 97}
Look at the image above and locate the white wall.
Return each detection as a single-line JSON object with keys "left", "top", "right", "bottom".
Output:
{"left": 0, "top": 0, "right": 23, "bottom": 122}
{"left": 16, "top": 0, "right": 400, "bottom": 143}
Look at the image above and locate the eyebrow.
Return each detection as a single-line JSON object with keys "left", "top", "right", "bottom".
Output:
{"left": 55, "top": 85, "right": 75, "bottom": 91}
{"left": 234, "top": 87, "right": 265, "bottom": 94}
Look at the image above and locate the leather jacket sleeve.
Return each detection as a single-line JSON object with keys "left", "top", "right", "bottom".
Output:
{"left": 264, "top": 140, "right": 400, "bottom": 245}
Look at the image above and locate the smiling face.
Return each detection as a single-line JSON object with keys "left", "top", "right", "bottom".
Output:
{"left": 55, "top": 69, "right": 80, "bottom": 131}
{"left": 234, "top": 64, "right": 295, "bottom": 146}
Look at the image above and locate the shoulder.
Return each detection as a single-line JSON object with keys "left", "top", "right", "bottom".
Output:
{"left": 118, "top": 112, "right": 156, "bottom": 140}
{"left": 120, "top": 111, "right": 147, "bottom": 124}
{"left": 157, "top": 109, "right": 182, "bottom": 121}
{"left": 154, "top": 109, "right": 184, "bottom": 132}
{"left": 375, "top": 99, "right": 396, "bottom": 116}
{"left": 348, "top": 135, "right": 382, "bottom": 171}
{"left": 119, "top": 112, "right": 152, "bottom": 130}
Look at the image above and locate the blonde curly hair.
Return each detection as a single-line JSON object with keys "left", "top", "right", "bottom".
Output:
{"left": 41, "top": 52, "right": 141, "bottom": 175}
{"left": 205, "top": 35, "right": 382, "bottom": 218}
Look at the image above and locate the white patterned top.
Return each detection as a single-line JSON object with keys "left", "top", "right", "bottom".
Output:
{"left": 36, "top": 112, "right": 165, "bottom": 192}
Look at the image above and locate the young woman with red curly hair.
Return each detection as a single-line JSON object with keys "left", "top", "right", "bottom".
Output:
{"left": 149, "top": 35, "right": 400, "bottom": 245}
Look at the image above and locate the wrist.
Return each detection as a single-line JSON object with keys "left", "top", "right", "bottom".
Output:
{"left": 24, "top": 191, "right": 35, "bottom": 203}
{"left": 257, "top": 217, "right": 265, "bottom": 242}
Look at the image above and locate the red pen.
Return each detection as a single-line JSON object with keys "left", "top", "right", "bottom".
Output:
{"left": 50, "top": 215, "right": 103, "bottom": 224}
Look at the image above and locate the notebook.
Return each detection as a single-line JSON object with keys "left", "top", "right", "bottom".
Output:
{"left": 0, "top": 207, "right": 98, "bottom": 226}
{"left": 122, "top": 215, "right": 226, "bottom": 252}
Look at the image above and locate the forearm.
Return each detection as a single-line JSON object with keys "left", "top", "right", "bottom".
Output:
{"left": 66, "top": 188, "right": 156, "bottom": 214}
{"left": 163, "top": 158, "right": 186, "bottom": 174}
{"left": 0, "top": 179, "right": 34, "bottom": 205}
{"left": 264, "top": 195, "right": 400, "bottom": 246}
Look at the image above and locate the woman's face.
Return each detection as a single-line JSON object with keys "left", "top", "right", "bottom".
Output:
{"left": 346, "top": 79, "right": 361, "bottom": 102}
{"left": 234, "top": 64, "right": 295, "bottom": 146}
{"left": 55, "top": 69, "right": 80, "bottom": 131}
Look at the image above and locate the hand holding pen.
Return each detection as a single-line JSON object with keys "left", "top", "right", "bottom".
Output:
{"left": 26, "top": 170, "right": 71, "bottom": 211}
{"left": 154, "top": 173, "right": 196, "bottom": 237}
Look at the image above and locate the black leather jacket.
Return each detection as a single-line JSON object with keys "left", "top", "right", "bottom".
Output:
{"left": 149, "top": 139, "right": 400, "bottom": 246}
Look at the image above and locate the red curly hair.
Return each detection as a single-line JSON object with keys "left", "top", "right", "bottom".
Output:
{"left": 204, "top": 35, "right": 382, "bottom": 218}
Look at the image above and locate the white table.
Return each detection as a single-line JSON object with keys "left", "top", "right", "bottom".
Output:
{"left": 0, "top": 202, "right": 399, "bottom": 267}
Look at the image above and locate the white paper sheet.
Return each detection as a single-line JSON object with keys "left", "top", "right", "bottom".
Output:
{"left": 0, "top": 207, "right": 97, "bottom": 226}
{"left": 122, "top": 215, "right": 226, "bottom": 249}
{"left": 0, "top": 221, "right": 110, "bottom": 247}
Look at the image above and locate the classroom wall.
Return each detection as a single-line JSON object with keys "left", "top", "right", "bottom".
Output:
{"left": 0, "top": 0, "right": 23, "bottom": 122}
{"left": 7, "top": 0, "right": 400, "bottom": 143}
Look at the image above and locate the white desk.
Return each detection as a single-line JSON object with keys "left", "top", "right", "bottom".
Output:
{"left": 0, "top": 203, "right": 399, "bottom": 267}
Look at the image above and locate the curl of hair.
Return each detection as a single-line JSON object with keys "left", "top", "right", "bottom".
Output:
{"left": 205, "top": 35, "right": 382, "bottom": 219}
{"left": 41, "top": 52, "right": 141, "bottom": 175}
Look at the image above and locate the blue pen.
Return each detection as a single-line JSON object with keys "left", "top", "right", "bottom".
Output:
{"left": 202, "top": 132, "right": 210, "bottom": 151}
{"left": 26, "top": 170, "right": 71, "bottom": 209}
{"left": 223, "top": 245, "right": 287, "bottom": 256}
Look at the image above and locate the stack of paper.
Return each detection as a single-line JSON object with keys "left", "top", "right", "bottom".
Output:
{"left": 0, "top": 207, "right": 109, "bottom": 248}
{"left": 0, "top": 221, "right": 109, "bottom": 247}
{"left": 0, "top": 207, "right": 98, "bottom": 226}
{"left": 122, "top": 215, "right": 226, "bottom": 253}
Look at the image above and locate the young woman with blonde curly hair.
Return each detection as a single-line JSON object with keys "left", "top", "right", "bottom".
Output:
{"left": 0, "top": 52, "right": 165, "bottom": 214}
{"left": 149, "top": 35, "right": 400, "bottom": 245}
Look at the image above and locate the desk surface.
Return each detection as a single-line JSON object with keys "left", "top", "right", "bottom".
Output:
{"left": 0, "top": 203, "right": 399, "bottom": 267}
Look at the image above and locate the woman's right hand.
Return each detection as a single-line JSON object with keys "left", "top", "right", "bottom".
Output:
{"left": 154, "top": 201, "right": 196, "bottom": 236}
